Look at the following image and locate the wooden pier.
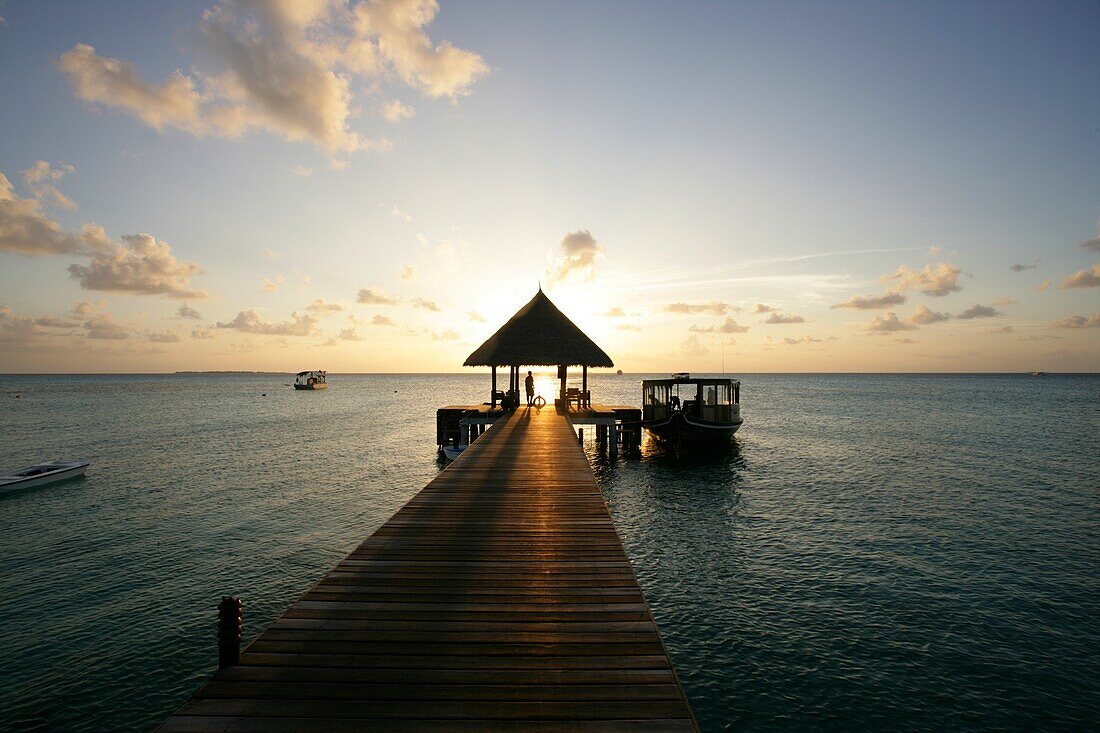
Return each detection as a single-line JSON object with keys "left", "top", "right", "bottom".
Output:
{"left": 161, "top": 406, "right": 697, "bottom": 731}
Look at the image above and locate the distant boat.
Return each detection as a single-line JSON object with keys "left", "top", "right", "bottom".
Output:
{"left": 616, "top": 369, "right": 623, "bottom": 375}
{"left": 1031, "top": 371, "right": 1046, "bottom": 376}
{"left": 294, "top": 370, "right": 328, "bottom": 390}
{"left": 641, "top": 373, "right": 743, "bottom": 444}
{"left": 1, "top": 460, "right": 89, "bottom": 493}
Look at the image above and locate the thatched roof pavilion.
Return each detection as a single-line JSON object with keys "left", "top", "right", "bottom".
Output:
{"left": 465, "top": 289, "right": 612, "bottom": 409}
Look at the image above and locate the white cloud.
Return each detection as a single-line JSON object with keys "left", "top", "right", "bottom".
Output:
{"left": 750, "top": 304, "right": 774, "bottom": 314}
{"left": 863, "top": 312, "right": 918, "bottom": 333}
{"left": 548, "top": 230, "right": 601, "bottom": 284}
{"left": 782, "top": 336, "right": 822, "bottom": 345}
{"left": 689, "top": 317, "right": 749, "bottom": 334}
{"left": 400, "top": 264, "right": 417, "bottom": 280}
{"left": 1061, "top": 264, "right": 1100, "bottom": 289}
{"left": 357, "top": 287, "right": 399, "bottom": 305}
{"left": 35, "top": 316, "right": 80, "bottom": 328}
{"left": 191, "top": 328, "right": 215, "bottom": 339}
{"left": 1035, "top": 279, "right": 1052, "bottom": 292}
{"left": 338, "top": 326, "right": 365, "bottom": 340}
{"left": 881, "top": 262, "right": 962, "bottom": 296}
{"left": 412, "top": 297, "right": 441, "bottom": 312}
{"left": 1080, "top": 236, "right": 1100, "bottom": 253}
{"left": 84, "top": 312, "right": 130, "bottom": 340}
{"left": 216, "top": 309, "right": 318, "bottom": 336}
{"left": 602, "top": 307, "right": 626, "bottom": 317}
{"left": 260, "top": 275, "right": 286, "bottom": 292}
{"left": 22, "top": 161, "right": 76, "bottom": 209}
{"left": 0, "top": 305, "right": 43, "bottom": 343}
{"left": 680, "top": 334, "right": 708, "bottom": 357}
{"left": 176, "top": 304, "right": 202, "bottom": 319}
{"left": 382, "top": 99, "right": 415, "bottom": 122}
{"left": 907, "top": 304, "right": 950, "bottom": 325}
{"left": 1, "top": 168, "right": 207, "bottom": 298}
{"left": 664, "top": 301, "right": 733, "bottom": 316}
{"left": 1052, "top": 313, "right": 1100, "bottom": 329}
{"left": 616, "top": 323, "right": 642, "bottom": 331}
{"left": 432, "top": 329, "right": 459, "bottom": 340}
{"left": 467, "top": 310, "right": 485, "bottom": 323}
{"left": 762, "top": 312, "right": 805, "bottom": 324}
{"left": 832, "top": 292, "right": 906, "bottom": 310}
{"left": 305, "top": 298, "right": 344, "bottom": 312}
{"left": 58, "top": 0, "right": 486, "bottom": 158}
{"left": 382, "top": 202, "right": 413, "bottom": 222}
{"left": 260, "top": 248, "right": 281, "bottom": 259}
{"left": 956, "top": 304, "right": 1001, "bottom": 319}
{"left": 148, "top": 330, "right": 181, "bottom": 343}
{"left": 371, "top": 314, "right": 395, "bottom": 326}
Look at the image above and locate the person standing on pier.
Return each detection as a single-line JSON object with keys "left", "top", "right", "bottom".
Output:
{"left": 525, "top": 370, "right": 535, "bottom": 407}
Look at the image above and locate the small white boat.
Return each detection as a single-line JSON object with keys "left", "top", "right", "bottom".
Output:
{"left": 1, "top": 460, "right": 89, "bottom": 493}
{"left": 294, "top": 370, "right": 328, "bottom": 390}
{"left": 441, "top": 444, "right": 467, "bottom": 462}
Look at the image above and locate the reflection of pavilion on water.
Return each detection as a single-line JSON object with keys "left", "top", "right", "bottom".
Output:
{"left": 436, "top": 289, "right": 641, "bottom": 457}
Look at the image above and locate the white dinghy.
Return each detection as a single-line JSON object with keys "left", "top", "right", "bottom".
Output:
{"left": 1, "top": 461, "right": 89, "bottom": 494}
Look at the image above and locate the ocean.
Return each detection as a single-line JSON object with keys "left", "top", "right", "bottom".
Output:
{"left": 0, "top": 373, "right": 1097, "bottom": 731}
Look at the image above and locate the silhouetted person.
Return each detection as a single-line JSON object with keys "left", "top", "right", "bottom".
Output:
{"left": 525, "top": 371, "right": 535, "bottom": 406}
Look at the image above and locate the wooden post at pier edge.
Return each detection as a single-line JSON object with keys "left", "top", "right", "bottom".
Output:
{"left": 217, "top": 596, "right": 243, "bottom": 670}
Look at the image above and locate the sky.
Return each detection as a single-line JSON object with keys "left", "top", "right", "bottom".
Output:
{"left": 1, "top": 0, "right": 1098, "bottom": 373}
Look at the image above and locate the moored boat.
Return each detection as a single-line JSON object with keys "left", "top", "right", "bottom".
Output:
{"left": 641, "top": 373, "right": 743, "bottom": 444}
{"left": 294, "top": 370, "right": 328, "bottom": 390}
{"left": 1, "top": 460, "right": 89, "bottom": 493}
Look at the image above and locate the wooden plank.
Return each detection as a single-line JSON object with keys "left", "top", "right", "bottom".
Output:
{"left": 159, "top": 408, "right": 697, "bottom": 731}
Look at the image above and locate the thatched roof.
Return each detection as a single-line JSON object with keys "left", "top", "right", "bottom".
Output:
{"left": 464, "top": 289, "right": 614, "bottom": 367}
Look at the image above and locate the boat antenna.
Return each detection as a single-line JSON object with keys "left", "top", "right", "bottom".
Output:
{"left": 721, "top": 340, "right": 725, "bottom": 377}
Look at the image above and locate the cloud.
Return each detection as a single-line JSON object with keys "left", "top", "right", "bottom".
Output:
{"left": 782, "top": 336, "right": 822, "bottom": 345}
{"left": 1, "top": 170, "right": 207, "bottom": 298}
{"left": 216, "top": 309, "right": 318, "bottom": 336}
{"left": 412, "top": 297, "right": 441, "bottom": 312}
{"left": 894, "top": 337, "right": 919, "bottom": 344}
{"left": 382, "top": 99, "right": 415, "bottom": 122}
{"left": 285, "top": 165, "right": 314, "bottom": 177}
{"left": 338, "top": 326, "right": 365, "bottom": 341}
{"left": 35, "top": 316, "right": 80, "bottom": 328}
{"left": 762, "top": 312, "right": 805, "bottom": 324}
{"left": 751, "top": 304, "right": 775, "bottom": 314}
{"left": 615, "top": 324, "right": 642, "bottom": 331}
{"left": 467, "top": 310, "right": 485, "bottom": 323}
{"left": 305, "top": 298, "right": 344, "bottom": 312}
{"left": 881, "top": 262, "right": 962, "bottom": 296}
{"left": 400, "top": 264, "right": 417, "bottom": 280}
{"left": 68, "top": 230, "right": 207, "bottom": 299}
{"left": 864, "top": 312, "right": 918, "bottom": 333}
{"left": 689, "top": 317, "right": 749, "bottom": 334}
{"left": 1061, "top": 264, "right": 1100, "bottom": 289}
{"left": 432, "top": 329, "right": 459, "bottom": 340}
{"left": 1081, "top": 237, "right": 1100, "bottom": 253}
{"left": 664, "top": 301, "right": 733, "bottom": 316}
{"left": 370, "top": 314, "right": 395, "bottom": 326}
{"left": 58, "top": 1, "right": 485, "bottom": 158}
{"left": 176, "top": 304, "right": 202, "bottom": 319}
{"left": 22, "top": 161, "right": 76, "bottom": 209}
{"left": 191, "top": 328, "right": 215, "bottom": 339}
{"left": 260, "top": 248, "right": 281, "bottom": 259}
{"left": 988, "top": 326, "right": 1013, "bottom": 334}
{"left": 0, "top": 305, "right": 43, "bottom": 343}
{"left": 148, "top": 330, "right": 181, "bottom": 343}
{"left": 548, "top": 230, "right": 601, "bottom": 284}
{"left": 1010, "top": 263, "right": 1036, "bottom": 272}
{"left": 84, "top": 312, "right": 129, "bottom": 340}
{"left": 907, "top": 304, "right": 950, "bottom": 325}
{"left": 680, "top": 335, "right": 708, "bottom": 357}
{"left": 832, "top": 292, "right": 907, "bottom": 310}
{"left": 956, "top": 304, "right": 1001, "bottom": 319}
{"left": 602, "top": 307, "right": 626, "bottom": 317}
{"left": 383, "top": 202, "right": 413, "bottom": 222}
{"left": 1052, "top": 313, "right": 1100, "bottom": 329}
{"left": 1035, "top": 279, "right": 1052, "bottom": 292}
{"left": 260, "top": 275, "right": 286, "bottom": 292}
{"left": 356, "top": 287, "right": 399, "bottom": 305}
{"left": 927, "top": 245, "right": 941, "bottom": 256}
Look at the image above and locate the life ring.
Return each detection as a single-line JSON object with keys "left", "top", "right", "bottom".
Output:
{"left": 532, "top": 395, "right": 546, "bottom": 408}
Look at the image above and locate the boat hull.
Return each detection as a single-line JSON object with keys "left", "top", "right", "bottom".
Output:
{"left": 294, "top": 383, "right": 327, "bottom": 390}
{"left": 643, "top": 412, "right": 742, "bottom": 443}
{"left": 1, "top": 462, "right": 89, "bottom": 493}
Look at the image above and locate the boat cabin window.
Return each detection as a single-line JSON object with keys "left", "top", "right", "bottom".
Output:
{"left": 643, "top": 384, "right": 672, "bottom": 421}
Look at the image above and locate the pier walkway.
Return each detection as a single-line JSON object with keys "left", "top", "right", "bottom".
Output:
{"left": 160, "top": 407, "right": 697, "bottom": 732}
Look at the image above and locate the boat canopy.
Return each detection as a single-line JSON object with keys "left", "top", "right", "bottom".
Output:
{"left": 642, "top": 374, "right": 740, "bottom": 388}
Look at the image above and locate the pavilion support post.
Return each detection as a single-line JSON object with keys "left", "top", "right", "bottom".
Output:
{"left": 582, "top": 365, "right": 588, "bottom": 407}
{"left": 558, "top": 365, "right": 567, "bottom": 404}
{"left": 491, "top": 366, "right": 497, "bottom": 408}
{"left": 610, "top": 426, "right": 618, "bottom": 460}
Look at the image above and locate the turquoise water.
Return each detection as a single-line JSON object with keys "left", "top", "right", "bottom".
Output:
{"left": 0, "top": 373, "right": 1097, "bottom": 731}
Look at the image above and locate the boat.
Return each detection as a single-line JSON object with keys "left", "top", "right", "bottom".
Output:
{"left": 294, "top": 370, "right": 328, "bottom": 390}
{"left": 641, "top": 373, "right": 743, "bottom": 443}
{"left": 1, "top": 460, "right": 89, "bottom": 493}
{"left": 1031, "top": 371, "right": 1046, "bottom": 376}
{"left": 441, "top": 443, "right": 467, "bottom": 462}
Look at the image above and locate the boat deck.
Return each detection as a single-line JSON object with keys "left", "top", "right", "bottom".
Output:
{"left": 160, "top": 407, "right": 696, "bottom": 731}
